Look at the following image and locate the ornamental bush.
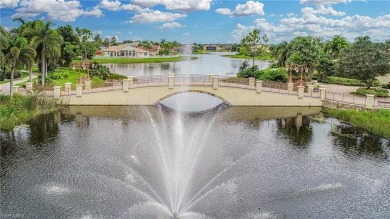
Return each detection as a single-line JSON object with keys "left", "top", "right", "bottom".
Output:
{"left": 355, "top": 88, "right": 389, "bottom": 97}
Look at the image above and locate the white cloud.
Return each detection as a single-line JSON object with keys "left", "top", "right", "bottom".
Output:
{"left": 131, "top": 0, "right": 212, "bottom": 11}
{"left": 130, "top": 10, "right": 186, "bottom": 23}
{"left": 233, "top": 13, "right": 390, "bottom": 43}
{"left": 13, "top": 0, "right": 83, "bottom": 22}
{"left": 12, "top": 0, "right": 101, "bottom": 21}
{"left": 158, "top": 22, "right": 185, "bottom": 29}
{"left": 216, "top": 1, "right": 264, "bottom": 17}
{"left": 121, "top": 3, "right": 144, "bottom": 12}
{"left": 0, "top": 0, "right": 19, "bottom": 8}
{"left": 302, "top": 5, "right": 345, "bottom": 16}
{"left": 131, "top": 0, "right": 161, "bottom": 7}
{"left": 183, "top": 33, "right": 190, "bottom": 36}
{"left": 300, "top": 0, "right": 351, "bottom": 5}
{"left": 215, "top": 8, "right": 232, "bottom": 15}
{"left": 99, "top": 0, "right": 121, "bottom": 11}
{"left": 82, "top": 7, "right": 103, "bottom": 17}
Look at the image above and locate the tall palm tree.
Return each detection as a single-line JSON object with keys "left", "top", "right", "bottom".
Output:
{"left": 12, "top": 17, "right": 37, "bottom": 81}
{"left": 30, "top": 20, "right": 63, "bottom": 86}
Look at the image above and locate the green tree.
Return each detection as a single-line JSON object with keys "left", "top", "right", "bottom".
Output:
{"left": 323, "top": 35, "right": 349, "bottom": 60}
{"left": 286, "top": 36, "right": 321, "bottom": 80}
{"left": 57, "top": 25, "right": 78, "bottom": 65}
{"left": 12, "top": 18, "right": 37, "bottom": 81}
{"left": 241, "top": 29, "right": 268, "bottom": 74}
{"left": 6, "top": 37, "right": 35, "bottom": 96}
{"left": 103, "top": 37, "right": 110, "bottom": 47}
{"left": 30, "top": 20, "right": 63, "bottom": 86}
{"left": 338, "top": 36, "right": 390, "bottom": 88}
{"left": 0, "top": 26, "right": 10, "bottom": 81}
{"left": 110, "top": 36, "right": 118, "bottom": 46}
{"left": 270, "top": 41, "right": 288, "bottom": 67}
{"left": 75, "top": 27, "right": 97, "bottom": 60}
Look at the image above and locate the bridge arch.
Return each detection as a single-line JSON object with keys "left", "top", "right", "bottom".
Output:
{"left": 153, "top": 90, "right": 232, "bottom": 105}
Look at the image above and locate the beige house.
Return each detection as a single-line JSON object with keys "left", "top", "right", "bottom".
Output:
{"left": 102, "top": 43, "right": 151, "bottom": 58}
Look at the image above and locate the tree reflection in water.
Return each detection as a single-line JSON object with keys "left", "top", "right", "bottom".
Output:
{"left": 331, "top": 124, "right": 389, "bottom": 161}
{"left": 276, "top": 114, "right": 313, "bottom": 148}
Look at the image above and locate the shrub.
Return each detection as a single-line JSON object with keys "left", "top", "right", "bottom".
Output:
{"left": 321, "top": 76, "right": 380, "bottom": 87}
{"left": 260, "top": 68, "right": 288, "bottom": 82}
{"left": 355, "top": 88, "right": 389, "bottom": 97}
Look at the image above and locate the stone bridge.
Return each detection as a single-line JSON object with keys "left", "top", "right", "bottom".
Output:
{"left": 55, "top": 75, "right": 327, "bottom": 107}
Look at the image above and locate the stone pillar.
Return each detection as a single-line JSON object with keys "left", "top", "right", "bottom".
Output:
{"left": 319, "top": 88, "right": 326, "bottom": 100}
{"left": 13, "top": 86, "right": 20, "bottom": 93}
{"left": 123, "top": 78, "right": 129, "bottom": 92}
{"left": 307, "top": 84, "right": 314, "bottom": 95}
{"left": 249, "top": 77, "right": 255, "bottom": 87}
{"left": 365, "top": 94, "right": 375, "bottom": 109}
{"left": 76, "top": 84, "right": 82, "bottom": 97}
{"left": 65, "top": 82, "right": 72, "bottom": 93}
{"left": 255, "top": 80, "right": 263, "bottom": 93}
{"left": 53, "top": 86, "right": 61, "bottom": 100}
{"left": 312, "top": 80, "right": 318, "bottom": 87}
{"left": 85, "top": 80, "right": 91, "bottom": 91}
{"left": 297, "top": 85, "right": 304, "bottom": 99}
{"left": 287, "top": 82, "right": 294, "bottom": 92}
{"left": 128, "top": 76, "right": 134, "bottom": 88}
{"left": 209, "top": 74, "right": 215, "bottom": 82}
{"left": 212, "top": 77, "right": 219, "bottom": 90}
{"left": 26, "top": 82, "right": 33, "bottom": 91}
{"left": 168, "top": 75, "right": 175, "bottom": 89}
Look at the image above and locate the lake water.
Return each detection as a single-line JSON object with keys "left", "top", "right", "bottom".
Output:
{"left": 104, "top": 52, "right": 270, "bottom": 77}
{"left": 1, "top": 104, "right": 390, "bottom": 218}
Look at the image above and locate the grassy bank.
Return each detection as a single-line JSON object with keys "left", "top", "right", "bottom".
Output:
{"left": 91, "top": 56, "right": 185, "bottom": 64}
{"left": 323, "top": 108, "right": 390, "bottom": 138}
{"left": 223, "top": 54, "right": 273, "bottom": 61}
{"left": 0, "top": 94, "right": 57, "bottom": 130}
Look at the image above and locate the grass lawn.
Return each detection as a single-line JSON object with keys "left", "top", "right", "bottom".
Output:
{"left": 90, "top": 56, "right": 186, "bottom": 64}
{"left": 16, "top": 67, "right": 126, "bottom": 90}
{"left": 323, "top": 108, "right": 390, "bottom": 138}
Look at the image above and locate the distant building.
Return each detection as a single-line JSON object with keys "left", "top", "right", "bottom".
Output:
{"left": 204, "top": 44, "right": 217, "bottom": 51}
{"left": 102, "top": 43, "right": 151, "bottom": 58}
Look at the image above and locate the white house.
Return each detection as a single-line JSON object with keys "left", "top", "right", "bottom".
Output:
{"left": 102, "top": 43, "right": 151, "bottom": 58}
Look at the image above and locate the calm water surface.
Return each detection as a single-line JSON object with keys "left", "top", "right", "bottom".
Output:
{"left": 104, "top": 52, "right": 270, "bottom": 76}
{"left": 1, "top": 103, "right": 390, "bottom": 218}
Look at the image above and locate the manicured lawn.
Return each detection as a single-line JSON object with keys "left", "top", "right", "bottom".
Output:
{"left": 90, "top": 56, "right": 185, "bottom": 64}
{"left": 323, "top": 108, "right": 390, "bottom": 138}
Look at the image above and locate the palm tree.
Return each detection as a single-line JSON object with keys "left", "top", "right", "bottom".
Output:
{"left": 323, "top": 35, "right": 349, "bottom": 60}
{"left": 12, "top": 17, "right": 38, "bottom": 82}
{"left": 6, "top": 36, "right": 35, "bottom": 96}
{"left": 30, "top": 20, "right": 63, "bottom": 86}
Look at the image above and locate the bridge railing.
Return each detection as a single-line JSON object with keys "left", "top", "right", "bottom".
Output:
{"left": 57, "top": 75, "right": 323, "bottom": 99}
{"left": 324, "top": 91, "right": 366, "bottom": 106}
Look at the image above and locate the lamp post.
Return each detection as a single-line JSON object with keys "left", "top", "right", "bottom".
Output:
{"left": 71, "top": 60, "right": 95, "bottom": 91}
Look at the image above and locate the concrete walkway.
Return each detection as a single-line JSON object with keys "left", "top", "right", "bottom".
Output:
{"left": 0, "top": 73, "right": 37, "bottom": 95}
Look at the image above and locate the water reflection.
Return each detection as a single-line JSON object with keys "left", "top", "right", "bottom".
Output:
{"left": 331, "top": 124, "right": 389, "bottom": 160}
{"left": 1, "top": 107, "right": 390, "bottom": 218}
{"left": 276, "top": 115, "right": 313, "bottom": 147}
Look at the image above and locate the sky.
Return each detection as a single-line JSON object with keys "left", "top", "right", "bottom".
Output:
{"left": 0, "top": 0, "right": 389, "bottom": 44}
